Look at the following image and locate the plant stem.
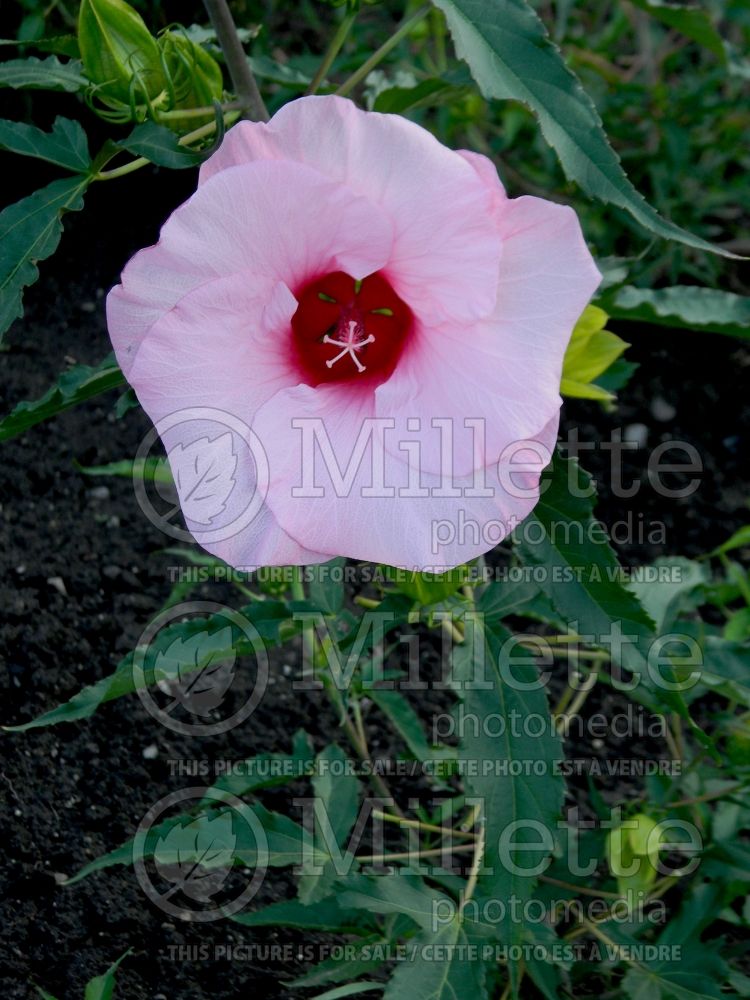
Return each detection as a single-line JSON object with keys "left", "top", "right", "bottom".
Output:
{"left": 335, "top": 4, "right": 431, "bottom": 98}
{"left": 291, "top": 568, "right": 405, "bottom": 816}
{"left": 203, "top": 0, "right": 269, "bottom": 121}
{"left": 459, "top": 824, "right": 486, "bottom": 916}
{"left": 156, "top": 100, "right": 244, "bottom": 121}
{"left": 356, "top": 844, "right": 476, "bottom": 864}
{"left": 372, "top": 810, "right": 478, "bottom": 841}
{"left": 308, "top": 7, "right": 358, "bottom": 95}
{"left": 538, "top": 874, "right": 623, "bottom": 901}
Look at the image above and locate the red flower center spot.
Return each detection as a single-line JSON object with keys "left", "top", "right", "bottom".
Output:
{"left": 291, "top": 271, "right": 413, "bottom": 387}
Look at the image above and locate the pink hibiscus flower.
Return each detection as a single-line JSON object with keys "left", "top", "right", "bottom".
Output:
{"left": 107, "top": 95, "right": 600, "bottom": 571}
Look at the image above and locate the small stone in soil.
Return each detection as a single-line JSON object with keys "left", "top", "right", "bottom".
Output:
{"left": 650, "top": 396, "right": 677, "bottom": 421}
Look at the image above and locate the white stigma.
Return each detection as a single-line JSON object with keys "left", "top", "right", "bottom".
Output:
{"left": 323, "top": 319, "right": 375, "bottom": 373}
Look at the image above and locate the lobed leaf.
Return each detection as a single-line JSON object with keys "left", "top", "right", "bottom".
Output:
{"left": 0, "top": 55, "right": 88, "bottom": 92}
{"left": 0, "top": 116, "right": 90, "bottom": 172}
{"left": 0, "top": 175, "right": 90, "bottom": 341}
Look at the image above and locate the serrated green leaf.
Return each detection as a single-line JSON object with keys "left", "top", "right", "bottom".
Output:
{"left": 232, "top": 896, "right": 377, "bottom": 934}
{"left": 431, "top": 0, "right": 736, "bottom": 256}
{"left": 368, "top": 688, "right": 434, "bottom": 760}
{"left": 0, "top": 116, "right": 90, "bottom": 172}
{"left": 0, "top": 36, "right": 80, "bottom": 58}
{"left": 2, "top": 600, "right": 315, "bottom": 731}
{"left": 338, "top": 872, "right": 450, "bottom": 931}
{"left": 203, "top": 730, "right": 314, "bottom": 803}
{"left": 0, "top": 174, "right": 90, "bottom": 340}
{"left": 515, "top": 452, "right": 657, "bottom": 667}
{"left": 0, "top": 55, "right": 88, "bottom": 91}
{"left": 452, "top": 603, "right": 565, "bottom": 994}
{"left": 289, "top": 935, "right": 388, "bottom": 989}
{"left": 603, "top": 285, "right": 750, "bottom": 340}
{"left": 68, "top": 801, "right": 321, "bottom": 884}
{"left": 0, "top": 354, "right": 124, "bottom": 440}
{"left": 384, "top": 917, "right": 490, "bottom": 999}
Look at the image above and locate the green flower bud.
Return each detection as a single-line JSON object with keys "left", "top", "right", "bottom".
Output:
{"left": 606, "top": 812, "right": 663, "bottom": 898}
{"left": 159, "top": 31, "right": 224, "bottom": 132}
{"left": 78, "top": 0, "right": 167, "bottom": 116}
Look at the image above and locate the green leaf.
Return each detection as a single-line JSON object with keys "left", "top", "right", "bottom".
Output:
{"left": 0, "top": 174, "right": 90, "bottom": 340}
{"left": 289, "top": 936, "right": 389, "bottom": 989}
{"left": 602, "top": 285, "right": 750, "bottom": 340}
{"left": 710, "top": 526, "right": 750, "bottom": 557}
{"left": 75, "top": 456, "right": 172, "bottom": 484}
{"left": 0, "top": 36, "right": 81, "bottom": 58}
{"left": 373, "top": 78, "right": 463, "bottom": 114}
{"left": 561, "top": 305, "right": 629, "bottom": 401}
{"left": 35, "top": 990, "right": 59, "bottom": 1000}
{"left": 69, "top": 800, "right": 321, "bottom": 884}
{"left": 84, "top": 949, "right": 132, "bottom": 1000}
{"left": 627, "top": 557, "right": 709, "bottom": 632}
{"left": 0, "top": 116, "right": 90, "bottom": 172}
{"left": 2, "top": 600, "right": 313, "bottom": 731}
{"left": 298, "top": 743, "right": 361, "bottom": 904}
{"left": 307, "top": 984, "right": 384, "bottom": 1000}
{"left": 430, "top": 0, "right": 736, "bottom": 256}
{"left": 384, "top": 917, "right": 490, "bottom": 999}
{"left": 627, "top": 0, "right": 726, "bottom": 62}
{"left": 338, "top": 872, "right": 451, "bottom": 932}
{"left": 232, "top": 896, "right": 377, "bottom": 934}
{"left": 452, "top": 602, "right": 565, "bottom": 994}
{"left": 117, "top": 120, "right": 207, "bottom": 169}
{"left": 368, "top": 688, "right": 434, "bottom": 760}
{"left": 0, "top": 354, "right": 124, "bottom": 440}
{"left": 0, "top": 55, "right": 88, "bottom": 92}
{"left": 515, "top": 452, "right": 657, "bottom": 673}
{"left": 311, "top": 744, "right": 360, "bottom": 848}
{"left": 203, "top": 730, "right": 314, "bottom": 802}
{"left": 308, "top": 558, "right": 346, "bottom": 615}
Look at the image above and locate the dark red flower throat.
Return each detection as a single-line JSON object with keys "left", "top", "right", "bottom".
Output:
{"left": 292, "top": 271, "right": 413, "bottom": 386}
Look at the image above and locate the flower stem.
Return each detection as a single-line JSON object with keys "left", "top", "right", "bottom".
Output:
{"left": 308, "top": 7, "right": 358, "bottom": 95}
{"left": 202, "top": 0, "right": 269, "bottom": 121}
{"left": 335, "top": 4, "right": 432, "bottom": 98}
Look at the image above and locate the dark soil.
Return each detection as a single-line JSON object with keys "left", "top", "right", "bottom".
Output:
{"left": 1, "top": 123, "right": 748, "bottom": 998}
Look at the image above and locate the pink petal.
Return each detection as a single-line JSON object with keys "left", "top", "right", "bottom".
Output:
{"left": 375, "top": 195, "right": 601, "bottom": 478}
{"left": 107, "top": 158, "right": 392, "bottom": 377}
{"left": 200, "top": 95, "right": 502, "bottom": 326}
{"left": 252, "top": 382, "right": 558, "bottom": 570}
{"left": 124, "top": 272, "right": 329, "bottom": 568}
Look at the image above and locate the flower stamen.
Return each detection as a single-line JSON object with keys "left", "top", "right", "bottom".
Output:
{"left": 323, "top": 319, "right": 375, "bottom": 373}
